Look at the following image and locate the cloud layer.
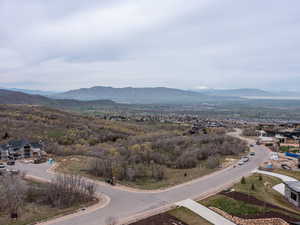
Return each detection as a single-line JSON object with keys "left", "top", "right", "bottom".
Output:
{"left": 1, "top": 0, "right": 300, "bottom": 91}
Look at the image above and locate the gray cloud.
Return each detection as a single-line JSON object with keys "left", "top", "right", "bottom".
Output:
{"left": 0, "top": 0, "right": 300, "bottom": 91}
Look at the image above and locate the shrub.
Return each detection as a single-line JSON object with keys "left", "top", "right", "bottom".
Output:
{"left": 241, "top": 177, "right": 246, "bottom": 184}
{"left": 206, "top": 156, "right": 220, "bottom": 169}
{"left": 44, "top": 174, "right": 96, "bottom": 208}
{"left": 0, "top": 174, "right": 27, "bottom": 215}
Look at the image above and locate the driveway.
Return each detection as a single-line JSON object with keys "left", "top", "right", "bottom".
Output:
{"left": 14, "top": 130, "right": 270, "bottom": 225}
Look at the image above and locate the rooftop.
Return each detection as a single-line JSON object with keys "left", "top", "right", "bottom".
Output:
{"left": 258, "top": 136, "right": 275, "bottom": 142}
{"left": 284, "top": 181, "right": 300, "bottom": 193}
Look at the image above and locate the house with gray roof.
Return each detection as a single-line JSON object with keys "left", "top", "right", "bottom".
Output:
{"left": 0, "top": 140, "right": 43, "bottom": 161}
{"left": 0, "top": 144, "right": 9, "bottom": 161}
{"left": 284, "top": 181, "right": 300, "bottom": 207}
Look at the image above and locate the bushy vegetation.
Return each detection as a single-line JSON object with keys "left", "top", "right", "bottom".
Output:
{"left": 0, "top": 105, "right": 247, "bottom": 186}
{"left": 0, "top": 105, "right": 143, "bottom": 147}
{"left": 0, "top": 173, "right": 96, "bottom": 223}
{"left": 242, "top": 127, "right": 257, "bottom": 136}
{"left": 88, "top": 133, "right": 247, "bottom": 182}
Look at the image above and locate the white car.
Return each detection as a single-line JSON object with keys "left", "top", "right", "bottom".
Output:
{"left": 242, "top": 157, "right": 249, "bottom": 162}
{"left": 238, "top": 160, "right": 244, "bottom": 165}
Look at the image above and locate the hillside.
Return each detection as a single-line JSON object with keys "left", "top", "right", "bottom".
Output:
{"left": 52, "top": 86, "right": 215, "bottom": 104}
{"left": 0, "top": 87, "right": 57, "bottom": 96}
{"left": 0, "top": 104, "right": 143, "bottom": 146}
{"left": 0, "top": 89, "right": 115, "bottom": 108}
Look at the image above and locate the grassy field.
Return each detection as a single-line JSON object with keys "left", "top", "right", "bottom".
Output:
{"left": 0, "top": 176, "right": 97, "bottom": 225}
{"left": 233, "top": 174, "right": 300, "bottom": 215}
{"left": 200, "top": 174, "right": 300, "bottom": 219}
{"left": 168, "top": 207, "right": 212, "bottom": 225}
{"left": 201, "top": 195, "right": 267, "bottom": 216}
{"left": 272, "top": 169, "right": 300, "bottom": 181}
{"left": 279, "top": 146, "right": 299, "bottom": 153}
{"left": 0, "top": 196, "right": 97, "bottom": 225}
{"left": 55, "top": 155, "right": 223, "bottom": 189}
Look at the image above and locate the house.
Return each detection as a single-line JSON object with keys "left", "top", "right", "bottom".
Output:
{"left": 29, "top": 142, "right": 43, "bottom": 157}
{"left": 0, "top": 140, "right": 43, "bottom": 161}
{"left": 275, "top": 134, "right": 287, "bottom": 144}
{"left": 284, "top": 181, "right": 300, "bottom": 207}
{"left": 8, "top": 140, "right": 31, "bottom": 159}
{"left": 0, "top": 144, "right": 9, "bottom": 161}
{"left": 257, "top": 136, "right": 276, "bottom": 146}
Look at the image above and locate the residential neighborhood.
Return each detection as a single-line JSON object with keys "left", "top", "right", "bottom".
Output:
{"left": 1, "top": 1, "right": 300, "bottom": 225}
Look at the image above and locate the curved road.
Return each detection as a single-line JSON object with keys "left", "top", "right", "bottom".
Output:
{"left": 14, "top": 130, "right": 270, "bottom": 225}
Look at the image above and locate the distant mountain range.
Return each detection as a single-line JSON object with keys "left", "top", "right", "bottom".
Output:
{"left": 51, "top": 86, "right": 238, "bottom": 104}
{"left": 1, "top": 87, "right": 300, "bottom": 106}
{"left": 192, "top": 88, "right": 272, "bottom": 97}
{"left": 192, "top": 88, "right": 300, "bottom": 98}
{"left": 0, "top": 87, "right": 57, "bottom": 96}
{"left": 0, "top": 89, "right": 115, "bottom": 108}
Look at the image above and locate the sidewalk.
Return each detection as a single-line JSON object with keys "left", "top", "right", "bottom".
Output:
{"left": 175, "top": 199, "right": 236, "bottom": 225}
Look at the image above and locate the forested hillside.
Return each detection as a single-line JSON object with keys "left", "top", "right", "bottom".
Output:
{"left": 0, "top": 104, "right": 247, "bottom": 188}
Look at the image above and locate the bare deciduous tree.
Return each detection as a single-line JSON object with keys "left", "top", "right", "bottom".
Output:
{"left": 0, "top": 174, "right": 27, "bottom": 218}
{"left": 45, "top": 174, "right": 96, "bottom": 208}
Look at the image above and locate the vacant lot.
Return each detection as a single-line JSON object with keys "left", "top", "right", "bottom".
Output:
{"left": 129, "top": 207, "right": 212, "bottom": 225}
{"left": 55, "top": 155, "right": 237, "bottom": 190}
{"left": 168, "top": 207, "right": 212, "bottom": 225}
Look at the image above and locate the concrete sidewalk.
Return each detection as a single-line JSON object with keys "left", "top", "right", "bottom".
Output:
{"left": 175, "top": 199, "right": 236, "bottom": 225}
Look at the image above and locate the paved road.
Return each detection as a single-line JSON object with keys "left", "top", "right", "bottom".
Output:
{"left": 14, "top": 130, "right": 270, "bottom": 225}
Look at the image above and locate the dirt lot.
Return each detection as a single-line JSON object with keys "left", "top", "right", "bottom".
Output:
{"left": 130, "top": 213, "right": 188, "bottom": 225}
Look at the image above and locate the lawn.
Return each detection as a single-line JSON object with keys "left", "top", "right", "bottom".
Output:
{"left": 55, "top": 155, "right": 235, "bottom": 190}
{"left": 168, "top": 207, "right": 212, "bottom": 225}
{"left": 279, "top": 146, "right": 298, "bottom": 153}
{"left": 201, "top": 195, "right": 267, "bottom": 217}
{"left": 200, "top": 174, "right": 300, "bottom": 220}
{"left": 272, "top": 168, "right": 300, "bottom": 181}
{"left": 233, "top": 173, "right": 300, "bottom": 215}
{"left": 0, "top": 202, "right": 94, "bottom": 225}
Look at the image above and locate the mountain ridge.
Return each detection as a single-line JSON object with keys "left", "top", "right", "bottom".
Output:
{"left": 52, "top": 86, "right": 228, "bottom": 104}
{"left": 0, "top": 89, "right": 115, "bottom": 108}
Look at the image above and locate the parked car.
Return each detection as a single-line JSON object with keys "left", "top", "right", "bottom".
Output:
{"left": 0, "top": 163, "right": 6, "bottom": 175}
{"left": 281, "top": 164, "right": 291, "bottom": 170}
{"left": 249, "top": 152, "right": 255, "bottom": 156}
{"left": 34, "top": 157, "right": 47, "bottom": 164}
{"left": 0, "top": 163, "right": 6, "bottom": 169}
{"left": 238, "top": 160, "right": 244, "bottom": 165}
{"left": 6, "top": 169, "right": 20, "bottom": 175}
{"left": 242, "top": 157, "right": 249, "bottom": 162}
{"left": 7, "top": 160, "right": 15, "bottom": 166}
{"left": 250, "top": 144, "right": 254, "bottom": 147}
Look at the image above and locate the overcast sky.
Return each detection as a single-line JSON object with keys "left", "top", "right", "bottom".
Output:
{"left": 0, "top": 0, "right": 299, "bottom": 91}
